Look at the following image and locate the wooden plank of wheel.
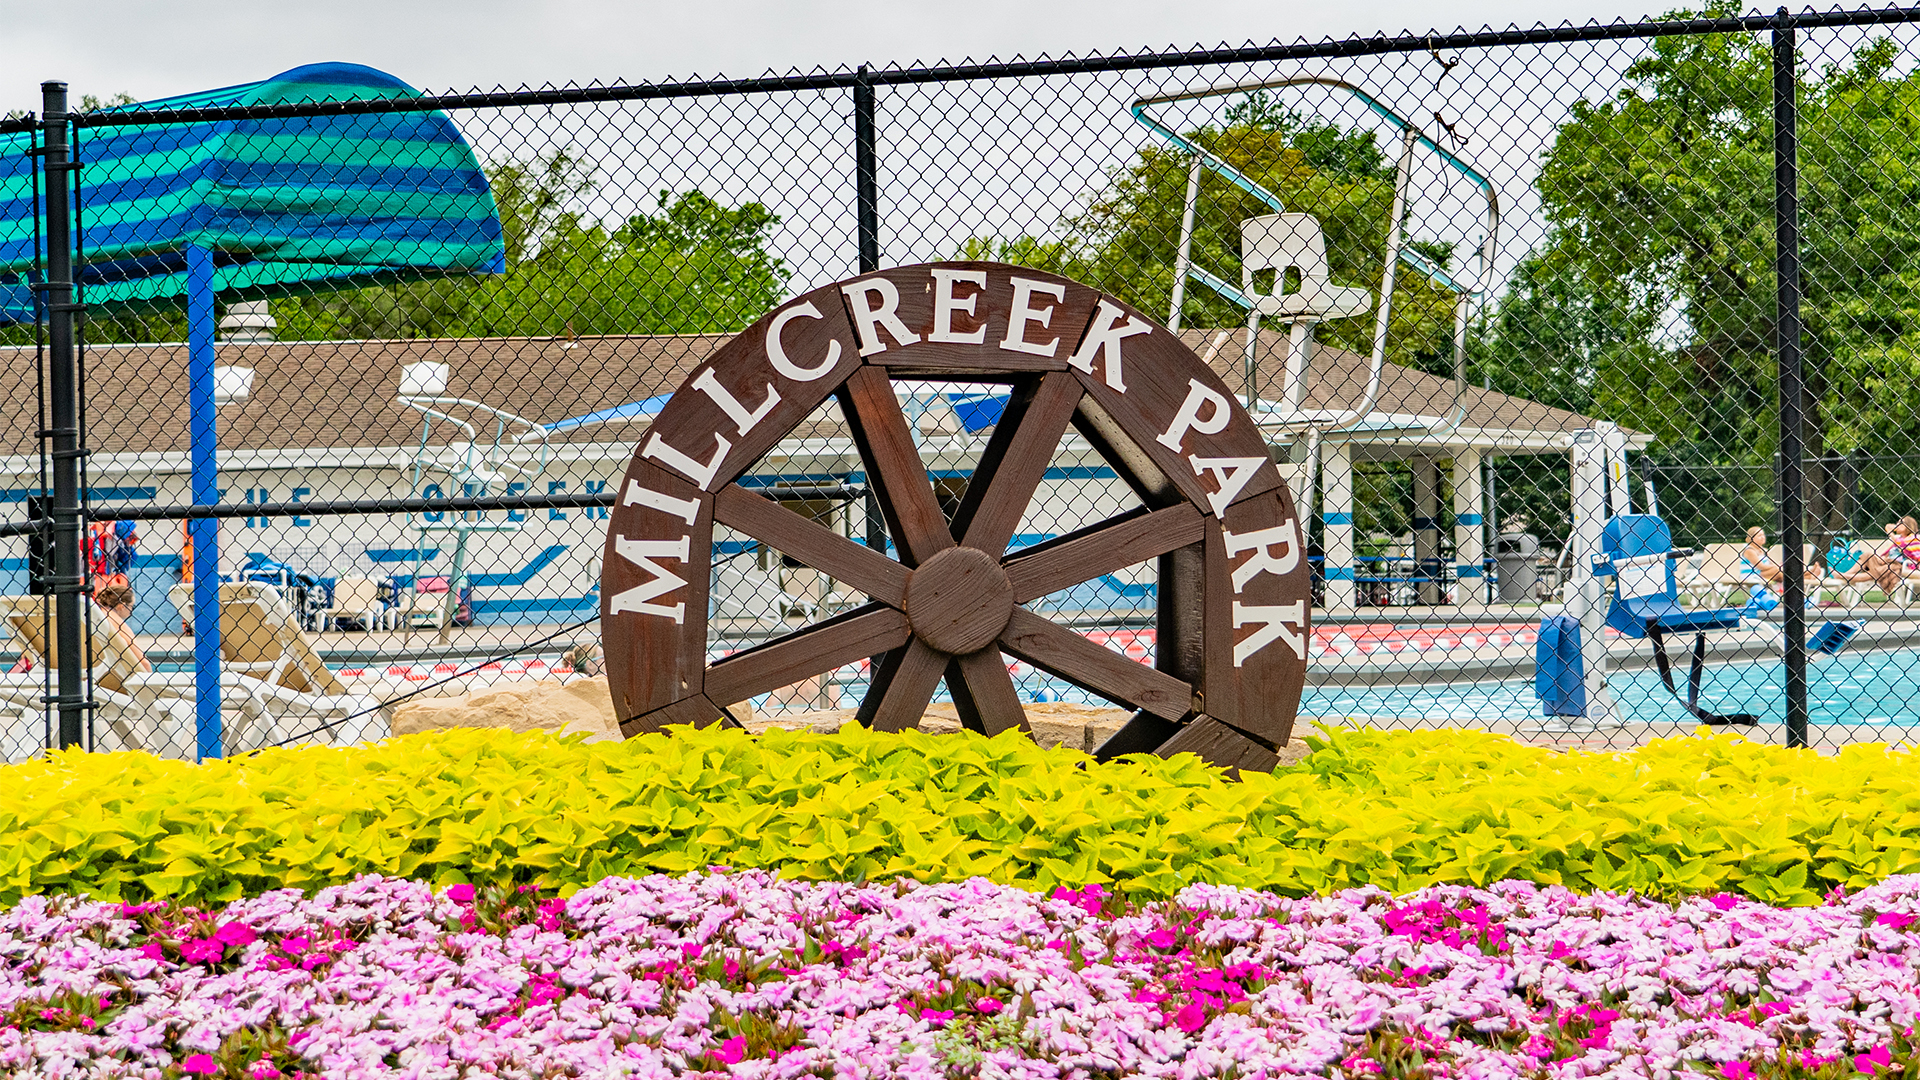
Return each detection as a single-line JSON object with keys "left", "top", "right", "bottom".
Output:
{"left": 603, "top": 262, "right": 1311, "bottom": 772}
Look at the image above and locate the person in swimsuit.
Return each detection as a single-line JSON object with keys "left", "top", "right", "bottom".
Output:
{"left": 1741, "top": 526, "right": 1819, "bottom": 590}
{"left": 1836, "top": 515, "right": 1920, "bottom": 597}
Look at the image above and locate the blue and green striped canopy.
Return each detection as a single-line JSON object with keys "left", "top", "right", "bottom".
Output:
{"left": 0, "top": 62, "right": 505, "bottom": 322}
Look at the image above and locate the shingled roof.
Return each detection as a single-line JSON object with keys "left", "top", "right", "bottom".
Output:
{"left": 0, "top": 328, "right": 1600, "bottom": 459}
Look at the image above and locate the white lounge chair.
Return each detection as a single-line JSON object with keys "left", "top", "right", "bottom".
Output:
{"left": 0, "top": 596, "right": 197, "bottom": 759}
{"left": 313, "top": 576, "right": 388, "bottom": 631}
{"left": 166, "top": 582, "right": 394, "bottom": 747}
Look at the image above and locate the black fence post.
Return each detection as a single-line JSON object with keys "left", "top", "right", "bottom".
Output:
{"left": 1773, "top": 10, "right": 1809, "bottom": 750}
{"left": 39, "top": 81, "right": 86, "bottom": 750}
{"left": 854, "top": 64, "right": 879, "bottom": 274}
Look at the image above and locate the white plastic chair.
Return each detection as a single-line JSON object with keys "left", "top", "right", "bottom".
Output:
{"left": 314, "top": 576, "right": 387, "bottom": 631}
{"left": 1240, "top": 213, "right": 1373, "bottom": 322}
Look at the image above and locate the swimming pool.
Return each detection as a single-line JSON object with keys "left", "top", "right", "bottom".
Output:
{"left": 803, "top": 647, "right": 1920, "bottom": 729}
{"left": 1299, "top": 647, "right": 1920, "bottom": 727}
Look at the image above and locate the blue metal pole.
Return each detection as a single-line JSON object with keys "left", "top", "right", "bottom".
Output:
{"left": 185, "top": 244, "right": 221, "bottom": 760}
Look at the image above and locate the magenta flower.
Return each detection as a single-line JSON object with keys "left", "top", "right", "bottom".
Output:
{"left": 974, "top": 997, "right": 1003, "bottom": 1014}
{"left": 1856, "top": 1045, "right": 1894, "bottom": 1074}
{"left": 1173, "top": 1002, "right": 1207, "bottom": 1032}
{"left": 179, "top": 937, "right": 223, "bottom": 964}
{"left": 446, "top": 883, "right": 476, "bottom": 904}
{"left": 1720, "top": 1062, "right": 1756, "bottom": 1080}
{"left": 1876, "top": 912, "right": 1916, "bottom": 930}
{"left": 137, "top": 942, "right": 165, "bottom": 961}
{"left": 1143, "top": 928, "right": 1179, "bottom": 950}
{"left": 714, "top": 1036, "right": 746, "bottom": 1064}
{"left": 1709, "top": 893, "right": 1741, "bottom": 911}
{"left": 180, "top": 1053, "right": 218, "bottom": 1075}
{"left": 920, "top": 1008, "right": 955, "bottom": 1027}
{"left": 213, "top": 921, "right": 257, "bottom": 948}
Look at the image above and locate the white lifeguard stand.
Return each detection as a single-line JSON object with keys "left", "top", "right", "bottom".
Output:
{"left": 1133, "top": 74, "right": 1500, "bottom": 608}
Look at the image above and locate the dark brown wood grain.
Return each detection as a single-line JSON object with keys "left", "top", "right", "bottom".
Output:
{"left": 622, "top": 693, "right": 726, "bottom": 737}
{"left": 704, "top": 603, "right": 910, "bottom": 706}
{"left": 950, "top": 371, "right": 1085, "bottom": 554}
{"left": 864, "top": 637, "right": 949, "bottom": 732}
{"left": 601, "top": 458, "right": 714, "bottom": 726}
{"left": 1003, "top": 503, "right": 1204, "bottom": 604}
{"left": 949, "top": 648, "right": 1029, "bottom": 736}
{"left": 1208, "top": 485, "right": 1312, "bottom": 746}
{"left": 714, "top": 484, "right": 909, "bottom": 606}
{"left": 837, "top": 365, "right": 955, "bottom": 567}
{"left": 1090, "top": 709, "right": 1182, "bottom": 761}
{"left": 903, "top": 546, "right": 1014, "bottom": 655}
{"left": 636, "top": 294, "right": 862, "bottom": 493}
{"left": 998, "top": 608, "right": 1193, "bottom": 721}
{"left": 1067, "top": 292, "right": 1283, "bottom": 515}
{"left": 1154, "top": 713, "right": 1281, "bottom": 775}
{"left": 841, "top": 263, "right": 1097, "bottom": 375}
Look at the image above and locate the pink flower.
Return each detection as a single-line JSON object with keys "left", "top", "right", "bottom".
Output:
{"left": 179, "top": 937, "right": 224, "bottom": 964}
{"left": 1856, "top": 1045, "right": 1894, "bottom": 1075}
{"left": 920, "top": 1008, "right": 955, "bottom": 1027}
{"left": 279, "top": 935, "right": 311, "bottom": 955}
{"left": 137, "top": 942, "right": 165, "bottom": 961}
{"left": 1803, "top": 1051, "right": 1841, "bottom": 1068}
{"left": 714, "top": 1036, "right": 746, "bottom": 1064}
{"left": 214, "top": 921, "right": 257, "bottom": 948}
{"left": 974, "top": 997, "right": 1003, "bottom": 1014}
{"left": 1876, "top": 912, "right": 1916, "bottom": 931}
{"left": 446, "top": 883, "right": 476, "bottom": 904}
{"left": 180, "top": 1054, "right": 218, "bottom": 1075}
{"left": 1720, "top": 1063, "right": 1755, "bottom": 1080}
{"left": 1173, "top": 1002, "right": 1207, "bottom": 1033}
{"left": 1143, "top": 928, "right": 1179, "bottom": 950}
{"left": 1709, "top": 893, "right": 1741, "bottom": 911}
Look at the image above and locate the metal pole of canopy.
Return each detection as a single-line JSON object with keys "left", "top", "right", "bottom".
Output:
{"left": 185, "top": 244, "right": 222, "bottom": 760}
{"left": 40, "top": 82, "right": 86, "bottom": 750}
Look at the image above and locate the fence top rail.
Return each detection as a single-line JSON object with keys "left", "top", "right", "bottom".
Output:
{"left": 55, "top": 4, "right": 1920, "bottom": 127}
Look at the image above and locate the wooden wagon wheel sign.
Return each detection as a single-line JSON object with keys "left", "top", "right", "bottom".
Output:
{"left": 602, "top": 262, "right": 1311, "bottom": 772}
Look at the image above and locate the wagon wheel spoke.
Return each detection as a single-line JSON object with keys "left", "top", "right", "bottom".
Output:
{"left": 838, "top": 366, "right": 954, "bottom": 567}
{"left": 950, "top": 372, "right": 1085, "bottom": 556}
{"left": 704, "top": 603, "right": 909, "bottom": 707}
{"left": 861, "top": 637, "right": 949, "bottom": 732}
{"left": 947, "top": 649, "right": 1028, "bottom": 737}
{"left": 1003, "top": 503, "right": 1205, "bottom": 604}
{"left": 998, "top": 608, "right": 1192, "bottom": 720}
{"left": 714, "top": 484, "right": 908, "bottom": 607}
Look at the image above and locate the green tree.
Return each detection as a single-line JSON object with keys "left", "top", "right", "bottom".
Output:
{"left": 272, "top": 150, "right": 789, "bottom": 340}
{"left": 1531, "top": 8, "right": 1920, "bottom": 541}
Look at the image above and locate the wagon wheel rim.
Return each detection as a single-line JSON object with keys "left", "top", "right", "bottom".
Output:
{"left": 703, "top": 364, "right": 1201, "bottom": 735}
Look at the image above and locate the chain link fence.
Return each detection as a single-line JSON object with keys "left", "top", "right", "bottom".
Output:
{"left": 3, "top": 5, "right": 1919, "bottom": 760}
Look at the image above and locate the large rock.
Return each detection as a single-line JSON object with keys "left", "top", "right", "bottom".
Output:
{"left": 391, "top": 675, "right": 619, "bottom": 740}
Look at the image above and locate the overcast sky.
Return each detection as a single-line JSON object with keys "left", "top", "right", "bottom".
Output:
{"left": 0, "top": 0, "right": 1666, "bottom": 110}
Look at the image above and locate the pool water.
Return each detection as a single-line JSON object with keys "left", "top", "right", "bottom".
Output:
{"left": 1305, "top": 646, "right": 1920, "bottom": 726}
{"left": 805, "top": 647, "right": 1920, "bottom": 728}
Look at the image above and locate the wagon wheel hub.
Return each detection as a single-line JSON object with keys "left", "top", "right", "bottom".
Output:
{"left": 903, "top": 546, "right": 1014, "bottom": 655}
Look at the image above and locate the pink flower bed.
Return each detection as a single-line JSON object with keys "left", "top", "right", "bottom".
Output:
{"left": 1, "top": 872, "right": 1917, "bottom": 1078}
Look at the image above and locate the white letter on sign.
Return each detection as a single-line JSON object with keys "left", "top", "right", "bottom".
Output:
{"left": 642, "top": 431, "right": 731, "bottom": 491}
{"left": 765, "top": 302, "right": 843, "bottom": 381}
{"left": 1232, "top": 600, "right": 1307, "bottom": 664}
{"left": 1000, "top": 277, "right": 1066, "bottom": 357}
{"left": 692, "top": 368, "right": 781, "bottom": 435}
{"left": 1191, "top": 456, "right": 1266, "bottom": 516}
{"left": 609, "top": 535, "right": 691, "bottom": 622}
{"left": 1223, "top": 520, "right": 1302, "bottom": 588}
{"left": 928, "top": 268, "right": 987, "bottom": 344}
{"left": 1066, "top": 299, "right": 1150, "bottom": 391}
{"left": 1156, "top": 379, "right": 1230, "bottom": 452}
{"left": 620, "top": 480, "right": 700, "bottom": 525}
{"left": 841, "top": 278, "right": 921, "bottom": 356}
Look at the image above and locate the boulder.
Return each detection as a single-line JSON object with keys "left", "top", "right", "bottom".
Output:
{"left": 391, "top": 674, "right": 619, "bottom": 741}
